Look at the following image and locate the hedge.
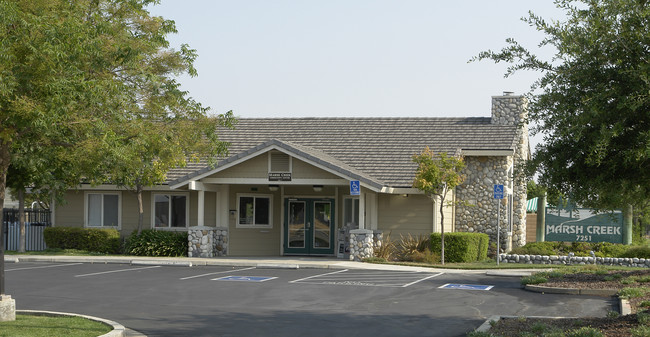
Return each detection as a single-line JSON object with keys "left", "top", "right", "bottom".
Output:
{"left": 44, "top": 227, "right": 121, "bottom": 254}
{"left": 124, "top": 229, "right": 187, "bottom": 257}
{"left": 430, "top": 232, "right": 489, "bottom": 263}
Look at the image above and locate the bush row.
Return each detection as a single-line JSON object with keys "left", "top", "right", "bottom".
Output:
{"left": 124, "top": 229, "right": 188, "bottom": 257}
{"left": 44, "top": 227, "right": 121, "bottom": 254}
{"left": 43, "top": 227, "right": 188, "bottom": 257}
{"left": 511, "top": 241, "right": 650, "bottom": 258}
{"left": 430, "top": 232, "right": 489, "bottom": 263}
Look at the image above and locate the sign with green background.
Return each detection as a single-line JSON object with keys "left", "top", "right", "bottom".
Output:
{"left": 545, "top": 208, "right": 623, "bottom": 243}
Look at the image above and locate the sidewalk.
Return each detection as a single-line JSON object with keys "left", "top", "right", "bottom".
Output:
{"left": 4, "top": 254, "right": 538, "bottom": 277}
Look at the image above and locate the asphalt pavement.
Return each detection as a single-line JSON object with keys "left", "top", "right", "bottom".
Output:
{"left": 3, "top": 255, "right": 614, "bottom": 337}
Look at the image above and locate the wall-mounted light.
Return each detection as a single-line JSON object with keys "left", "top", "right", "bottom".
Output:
{"left": 268, "top": 185, "right": 279, "bottom": 192}
{"left": 402, "top": 194, "right": 409, "bottom": 198}
{"left": 313, "top": 185, "right": 323, "bottom": 192}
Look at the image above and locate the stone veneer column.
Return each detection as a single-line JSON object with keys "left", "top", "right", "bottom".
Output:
{"left": 188, "top": 226, "right": 215, "bottom": 258}
{"left": 455, "top": 93, "right": 529, "bottom": 250}
{"left": 213, "top": 227, "right": 229, "bottom": 256}
{"left": 349, "top": 229, "right": 374, "bottom": 261}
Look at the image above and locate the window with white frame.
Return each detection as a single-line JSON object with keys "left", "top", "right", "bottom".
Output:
{"left": 153, "top": 194, "right": 188, "bottom": 228}
{"left": 86, "top": 192, "right": 120, "bottom": 228}
{"left": 343, "top": 197, "right": 360, "bottom": 229}
{"left": 237, "top": 194, "right": 272, "bottom": 228}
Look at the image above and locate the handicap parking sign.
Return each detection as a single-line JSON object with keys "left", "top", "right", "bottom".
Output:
{"left": 350, "top": 180, "right": 360, "bottom": 196}
{"left": 493, "top": 184, "right": 504, "bottom": 199}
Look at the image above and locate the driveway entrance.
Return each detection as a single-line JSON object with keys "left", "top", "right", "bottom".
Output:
{"left": 284, "top": 198, "right": 334, "bottom": 255}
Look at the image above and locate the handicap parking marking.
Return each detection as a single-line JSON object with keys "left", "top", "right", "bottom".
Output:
{"left": 180, "top": 267, "right": 256, "bottom": 280}
{"left": 75, "top": 265, "right": 161, "bottom": 277}
{"left": 5, "top": 263, "right": 83, "bottom": 272}
{"left": 290, "top": 269, "right": 444, "bottom": 288}
{"left": 438, "top": 283, "right": 494, "bottom": 291}
{"left": 212, "top": 276, "right": 278, "bottom": 282}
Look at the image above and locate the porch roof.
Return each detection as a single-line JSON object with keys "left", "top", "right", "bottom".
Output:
{"left": 168, "top": 117, "right": 519, "bottom": 188}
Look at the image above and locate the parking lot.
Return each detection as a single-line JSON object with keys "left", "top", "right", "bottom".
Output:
{"left": 5, "top": 261, "right": 616, "bottom": 337}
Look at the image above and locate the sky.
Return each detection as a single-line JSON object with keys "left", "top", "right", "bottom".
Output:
{"left": 148, "top": 1, "right": 566, "bottom": 151}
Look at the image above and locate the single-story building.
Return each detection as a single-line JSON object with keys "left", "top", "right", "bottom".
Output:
{"left": 52, "top": 92, "right": 529, "bottom": 258}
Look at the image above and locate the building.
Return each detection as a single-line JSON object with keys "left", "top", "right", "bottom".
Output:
{"left": 53, "top": 93, "right": 529, "bottom": 258}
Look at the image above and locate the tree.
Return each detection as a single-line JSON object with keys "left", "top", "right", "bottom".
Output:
{"left": 412, "top": 147, "right": 465, "bottom": 265}
{"left": 473, "top": 0, "right": 649, "bottom": 242}
{"left": 104, "top": 112, "right": 235, "bottom": 234}
{"left": 0, "top": 0, "right": 220, "bottom": 307}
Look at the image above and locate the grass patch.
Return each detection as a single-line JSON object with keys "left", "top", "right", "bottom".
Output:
{"left": 619, "top": 287, "right": 650, "bottom": 299}
{"left": 0, "top": 314, "right": 111, "bottom": 337}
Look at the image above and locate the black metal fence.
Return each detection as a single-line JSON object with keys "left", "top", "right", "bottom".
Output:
{"left": 2, "top": 208, "right": 51, "bottom": 251}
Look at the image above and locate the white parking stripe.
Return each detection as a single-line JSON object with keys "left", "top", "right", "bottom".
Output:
{"left": 5, "top": 263, "right": 83, "bottom": 272}
{"left": 75, "top": 266, "right": 160, "bottom": 277}
{"left": 401, "top": 272, "right": 443, "bottom": 287}
{"left": 180, "top": 267, "right": 256, "bottom": 280}
{"left": 289, "top": 269, "right": 348, "bottom": 283}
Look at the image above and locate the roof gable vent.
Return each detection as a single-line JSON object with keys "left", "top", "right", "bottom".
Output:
{"left": 269, "top": 152, "right": 291, "bottom": 172}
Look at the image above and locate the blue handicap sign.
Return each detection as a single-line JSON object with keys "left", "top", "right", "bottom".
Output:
{"left": 213, "top": 276, "right": 277, "bottom": 282}
{"left": 438, "top": 283, "right": 494, "bottom": 291}
{"left": 350, "top": 180, "right": 360, "bottom": 196}
{"left": 493, "top": 184, "right": 504, "bottom": 199}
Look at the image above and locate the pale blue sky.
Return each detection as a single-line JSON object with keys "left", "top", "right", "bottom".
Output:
{"left": 149, "top": 1, "right": 564, "bottom": 149}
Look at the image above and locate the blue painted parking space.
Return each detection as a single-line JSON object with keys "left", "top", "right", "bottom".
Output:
{"left": 438, "top": 283, "right": 494, "bottom": 291}
{"left": 213, "top": 275, "right": 278, "bottom": 282}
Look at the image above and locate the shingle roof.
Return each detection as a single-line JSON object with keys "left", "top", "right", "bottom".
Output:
{"left": 168, "top": 117, "right": 518, "bottom": 188}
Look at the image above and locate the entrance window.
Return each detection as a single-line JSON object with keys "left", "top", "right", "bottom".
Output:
{"left": 237, "top": 194, "right": 272, "bottom": 228}
{"left": 153, "top": 194, "right": 188, "bottom": 228}
{"left": 343, "top": 197, "right": 359, "bottom": 229}
{"left": 86, "top": 192, "right": 120, "bottom": 228}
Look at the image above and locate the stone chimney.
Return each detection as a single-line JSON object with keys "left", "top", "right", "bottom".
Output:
{"left": 491, "top": 91, "right": 527, "bottom": 127}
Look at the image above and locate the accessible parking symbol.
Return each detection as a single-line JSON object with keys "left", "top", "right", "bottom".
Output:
{"left": 438, "top": 283, "right": 494, "bottom": 291}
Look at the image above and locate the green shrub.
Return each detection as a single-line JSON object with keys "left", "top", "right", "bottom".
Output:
{"left": 591, "top": 242, "right": 628, "bottom": 257}
{"left": 125, "top": 229, "right": 187, "bottom": 257}
{"left": 374, "top": 232, "right": 396, "bottom": 260}
{"left": 430, "top": 232, "right": 489, "bottom": 263}
{"left": 510, "top": 242, "right": 559, "bottom": 256}
{"left": 44, "top": 227, "right": 121, "bottom": 254}
{"left": 621, "top": 246, "right": 650, "bottom": 259}
{"left": 397, "top": 233, "right": 429, "bottom": 261}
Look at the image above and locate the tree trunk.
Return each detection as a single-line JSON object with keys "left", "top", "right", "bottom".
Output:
{"left": 439, "top": 194, "right": 445, "bottom": 265}
{"left": 0, "top": 140, "right": 12, "bottom": 296}
{"left": 137, "top": 185, "right": 143, "bottom": 235}
{"left": 623, "top": 204, "right": 633, "bottom": 245}
{"left": 18, "top": 189, "right": 25, "bottom": 253}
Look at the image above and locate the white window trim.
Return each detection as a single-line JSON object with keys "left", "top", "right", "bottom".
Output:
{"left": 151, "top": 192, "right": 190, "bottom": 229}
{"left": 84, "top": 191, "right": 122, "bottom": 229}
{"left": 343, "top": 196, "right": 360, "bottom": 228}
{"left": 236, "top": 193, "right": 273, "bottom": 229}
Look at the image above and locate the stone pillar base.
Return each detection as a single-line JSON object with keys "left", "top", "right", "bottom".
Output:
{"left": 0, "top": 295, "right": 16, "bottom": 322}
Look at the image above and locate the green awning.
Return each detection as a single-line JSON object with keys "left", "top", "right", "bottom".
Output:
{"left": 526, "top": 197, "right": 538, "bottom": 213}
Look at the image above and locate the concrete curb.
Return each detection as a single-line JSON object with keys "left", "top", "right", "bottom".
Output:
{"left": 18, "top": 309, "right": 125, "bottom": 337}
{"left": 620, "top": 298, "right": 632, "bottom": 316}
{"left": 525, "top": 284, "right": 618, "bottom": 297}
{"left": 256, "top": 263, "right": 299, "bottom": 269}
{"left": 130, "top": 260, "right": 193, "bottom": 267}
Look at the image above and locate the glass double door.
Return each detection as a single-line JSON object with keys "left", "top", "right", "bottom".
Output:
{"left": 284, "top": 198, "right": 335, "bottom": 255}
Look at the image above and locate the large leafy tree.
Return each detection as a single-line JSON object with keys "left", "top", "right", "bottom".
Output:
{"left": 0, "top": 0, "right": 226, "bottom": 303}
{"left": 412, "top": 147, "right": 465, "bottom": 265}
{"left": 105, "top": 111, "right": 235, "bottom": 234}
{"left": 474, "top": 0, "right": 649, "bottom": 222}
